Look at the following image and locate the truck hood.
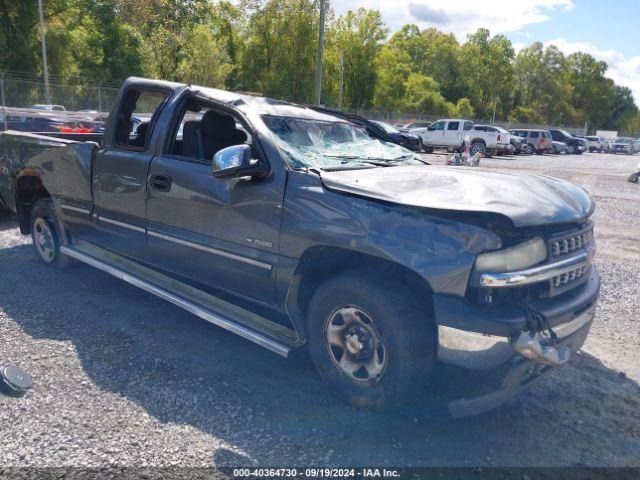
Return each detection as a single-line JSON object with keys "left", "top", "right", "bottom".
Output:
{"left": 320, "top": 165, "right": 594, "bottom": 227}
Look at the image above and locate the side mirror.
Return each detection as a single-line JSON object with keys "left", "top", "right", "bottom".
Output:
{"left": 211, "top": 144, "right": 267, "bottom": 179}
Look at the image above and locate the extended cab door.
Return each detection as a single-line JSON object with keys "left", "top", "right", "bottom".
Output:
{"left": 144, "top": 95, "right": 283, "bottom": 304}
{"left": 90, "top": 86, "right": 173, "bottom": 260}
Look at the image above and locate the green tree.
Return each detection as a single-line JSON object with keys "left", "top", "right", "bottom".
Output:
{"left": 563, "top": 52, "right": 615, "bottom": 129}
{"left": 207, "top": 1, "right": 244, "bottom": 89}
{"left": 387, "top": 25, "right": 464, "bottom": 101}
{"left": 460, "top": 28, "right": 515, "bottom": 119}
{"left": 513, "top": 43, "right": 572, "bottom": 125}
{"left": 323, "top": 8, "right": 388, "bottom": 109}
{"left": 239, "top": 0, "right": 321, "bottom": 102}
{"left": 449, "top": 98, "right": 475, "bottom": 118}
{"left": 372, "top": 44, "right": 412, "bottom": 111}
{"left": 624, "top": 112, "right": 640, "bottom": 136}
{"left": 508, "top": 106, "right": 544, "bottom": 124}
{"left": 0, "top": 1, "right": 637, "bottom": 130}
{"left": 177, "top": 24, "right": 233, "bottom": 87}
{"left": 401, "top": 73, "right": 451, "bottom": 114}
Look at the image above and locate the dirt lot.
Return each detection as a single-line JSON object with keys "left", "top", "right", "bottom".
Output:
{"left": 0, "top": 151, "right": 639, "bottom": 467}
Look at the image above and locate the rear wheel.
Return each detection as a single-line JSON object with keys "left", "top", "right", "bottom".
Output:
{"left": 306, "top": 271, "right": 436, "bottom": 410}
{"left": 522, "top": 144, "right": 534, "bottom": 155}
{"left": 30, "top": 198, "right": 72, "bottom": 268}
{"left": 423, "top": 145, "right": 434, "bottom": 154}
{"left": 470, "top": 141, "right": 486, "bottom": 156}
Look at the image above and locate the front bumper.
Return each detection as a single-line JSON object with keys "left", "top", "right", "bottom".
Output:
{"left": 443, "top": 313, "right": 593, "bottom": 417}
{"left": 401, "top": 137, "right": 423, "bottom": 152}
{"left": 434, "top": 267, "right": 600, "bottom": 416}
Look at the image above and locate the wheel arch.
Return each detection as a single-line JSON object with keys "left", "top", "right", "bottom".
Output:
{"left": 15, "top": 171, "right": 51, "bottom": 234}
{"left": 470, "top": 137, "right": 487, "bottom": 145}
{"left": 285, "top": 245, "right": 435, "bottom": 338}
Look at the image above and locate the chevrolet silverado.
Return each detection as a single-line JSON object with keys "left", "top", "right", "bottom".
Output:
{"left": 0, "top": 78, "right": 600, "bottom": 416}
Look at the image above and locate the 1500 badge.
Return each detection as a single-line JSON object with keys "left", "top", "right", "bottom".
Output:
{"left": 246, "top": 238, "right": 273, "bottom": 248}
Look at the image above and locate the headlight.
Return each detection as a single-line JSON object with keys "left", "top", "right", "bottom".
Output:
{"left": 475, "top": 237, "right": 548, "bottom": 273}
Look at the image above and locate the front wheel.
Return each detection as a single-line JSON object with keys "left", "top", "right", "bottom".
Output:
{"left": 306, "top": 271, "right": 436, "bottom": 410}
{"left": 522, "top": 144, "right": 534, "bottom": 155}
{"left": 30, "top": 198, "right": 73, "bottom": 268}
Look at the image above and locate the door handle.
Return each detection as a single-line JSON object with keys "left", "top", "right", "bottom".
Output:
{"left": 149, "top": 174, "right": 172, "bottom": 192}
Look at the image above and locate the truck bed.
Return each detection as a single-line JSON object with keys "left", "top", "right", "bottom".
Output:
{"left": 0, "top": 130, "right": 100, "bottom": 213}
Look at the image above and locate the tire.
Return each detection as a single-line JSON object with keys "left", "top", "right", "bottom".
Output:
{"left": 423, "top": 146, "right": 434, "bottom": 154}
{"left": 522, "top": 144, "right": 534, "bottom": 155}
{"left": 306, "top": 271, "right": 437, "bottom": 410}
{"left": 485, "top": 148, "right": 495, "bottom": 158}
{"left": 568, "top": 145, "right": 577, "bottom": 154}
{"left": 30, "top": 198, "right": 73, "bottom": 268}
{"left": 470, "top": 141, "right": 486, "bottom": 156}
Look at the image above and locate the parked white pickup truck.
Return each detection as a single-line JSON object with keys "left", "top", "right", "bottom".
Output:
{"left": 407, "top": 119, "right": 508, "bottom": 155}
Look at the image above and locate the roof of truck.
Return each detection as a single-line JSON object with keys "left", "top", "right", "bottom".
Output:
{"left": 124, "top": 77, "right": 345, "bottom": 123}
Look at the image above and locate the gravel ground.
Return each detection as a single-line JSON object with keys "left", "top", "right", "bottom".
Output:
{"left": 0, "top": 151, "right": 639, "bottom": 467}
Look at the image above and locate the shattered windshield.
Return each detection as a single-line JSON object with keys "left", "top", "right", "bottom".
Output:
{"left": 262, "top": 115, "right": 425, "bottom": 169}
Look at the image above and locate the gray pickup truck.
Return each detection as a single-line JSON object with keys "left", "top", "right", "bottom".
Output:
{"left": 0, "top": 78, "right": 599, "bottom": 416}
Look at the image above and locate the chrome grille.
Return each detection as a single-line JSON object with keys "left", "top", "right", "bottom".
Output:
{"left": 552, "top": 265, "right": 589, "bottom": 288}
{"left": 546, "top": 223, "right": 594, "bottom": 296}
{"left": 549, "top": 225, "right": 593, "bottom": 258}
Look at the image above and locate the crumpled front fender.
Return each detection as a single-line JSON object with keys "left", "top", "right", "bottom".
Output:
{"left": 280, "top": 171, "right": 502, "bottom": 298}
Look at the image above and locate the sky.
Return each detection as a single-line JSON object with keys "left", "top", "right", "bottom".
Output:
{"left": 330, "top": 0, "right": 640, "bottom": 102}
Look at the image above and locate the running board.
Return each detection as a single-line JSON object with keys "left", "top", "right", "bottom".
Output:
{"left": 60, "top": 242, "right": 303, "bottom": 357}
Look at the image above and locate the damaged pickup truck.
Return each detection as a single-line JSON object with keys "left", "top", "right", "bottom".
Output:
{"left": 0, "top": 78, "right": 599, "bottom": 416}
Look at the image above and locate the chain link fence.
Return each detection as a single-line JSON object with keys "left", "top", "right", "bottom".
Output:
{"left": 1, "top": 73, "right": 120, "bottom": 112}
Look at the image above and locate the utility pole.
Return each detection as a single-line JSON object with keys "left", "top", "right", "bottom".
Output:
{"left": 491, "top": 98, "right": 497, "bottom": 125}
{"left": 1, "top": 72, "right": 7, "bottom": 131}
{"left": 38, "top": 0, "right": 51, "bottom": 105}
{"left": 338, "top": 52, "right": 344, "bottom": 111}
{"left": 314, "top": 0, "right": 326, "bottom": 105}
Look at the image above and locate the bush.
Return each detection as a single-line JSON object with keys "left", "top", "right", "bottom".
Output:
{"left": 449, "top": 98, "right": 475, "bottom": 118}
